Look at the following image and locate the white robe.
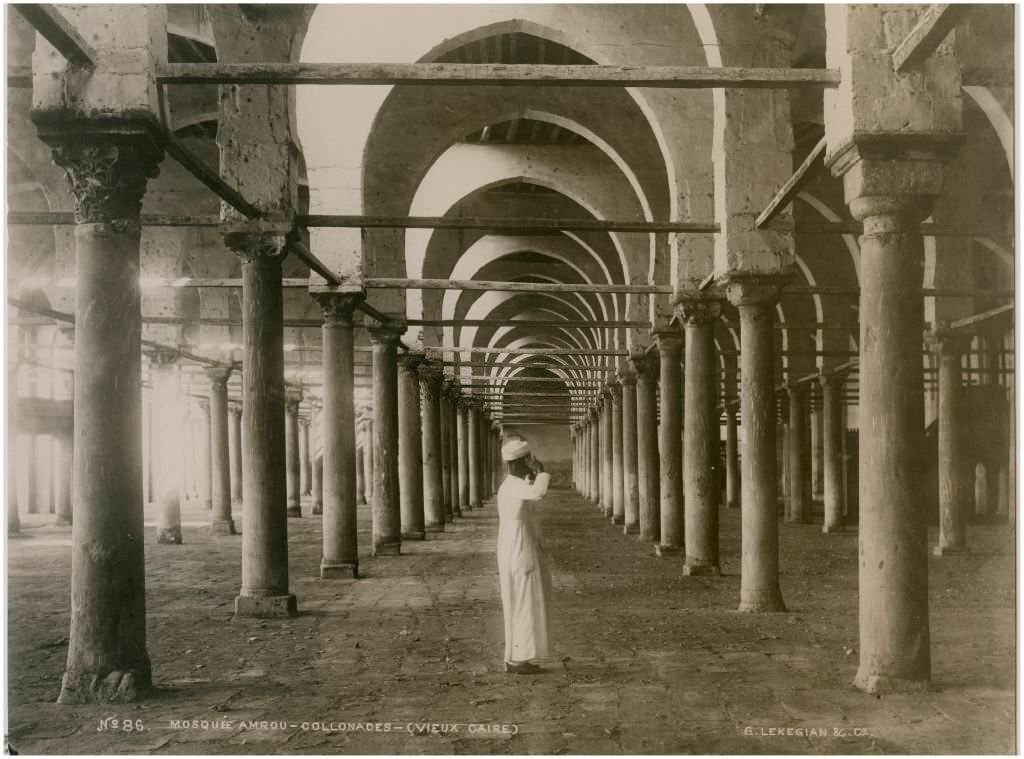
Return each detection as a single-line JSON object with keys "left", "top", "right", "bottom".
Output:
{"left": 496, "top": 471, "right": 552, "bottom": 663}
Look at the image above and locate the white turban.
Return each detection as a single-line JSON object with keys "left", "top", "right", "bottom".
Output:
{"left": 501, "top": 438, "right": 530, "bottom": 462}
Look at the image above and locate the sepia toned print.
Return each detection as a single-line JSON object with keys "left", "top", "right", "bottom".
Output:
{"left": 5, "top": 2, "right": 1016, "bottom": 754}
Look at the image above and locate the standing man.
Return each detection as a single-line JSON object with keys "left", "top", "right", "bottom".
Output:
{"left": 496, "top": 437, "right": 552, "bottom": 674}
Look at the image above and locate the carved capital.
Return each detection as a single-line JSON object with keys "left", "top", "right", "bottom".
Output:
{"left": 618, "top": 367, "right": 637, "bottom": 387}
{"left": 400, "top": 352, "right": 426, "bottom": 372}
{"left": 314, "top": 292, "right": 363, "bottom": 322}
{"left": 652, "top": 328, "right": 683, "bottom": 355}
{"left": 925, "top": 328, "right": 972, "bottom": 357}
{"left": 675, "top": 297, "right": 722, "bottom": 327}
{"left": 722, "top": 272, "right": 789, "bottom": 309}
{"left": 228, "top": 402, "right": 242, "bottom": 417}
{"left": 608, "top": 382, "right": 623, "bottom": 402}
{"left": 818, "top": 371, "right": 847, "bottom": 391}
{"left": 285, "top": 388, "right": 303, "bottom": 413}
{"left": 144, "top": 347, "right": 179, "bottom": 368}
{"left": 367, "top": 321, "right": 405, "bottom": 346}
{"left": 225, "top": 232, "right": 289, "bottom": 261}
{"left": 205, "top": 367, "right": 232, "bottom": 387}
{"left": 47, "top": 134, "right": 162, "bottom": 227}
{"left": 196, "top": 398, "right": 210, "bottom": 412}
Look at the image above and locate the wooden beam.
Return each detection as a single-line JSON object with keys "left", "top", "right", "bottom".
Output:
{"left": 156, "top": 62, "right": 841, "bottom": 89}
{"left": 948, "top": 303, "right": 1014, "bottom": 331}
{"left": 795, "top": 221, "right": 1005, "bottom": 237}
{"left": 7, "top": 211, "right": 220, "bottom": 226}
{"left": 892, "top": 4, "right": 967, "bottom": 73}
{"left": 459, "top": 376, "right": 606, "bottom": 384}
{"left": 428, "top": 346, "right": 628, "bottom": 357}
{"left": 440, "top": 361, "right": 616, "bottom": 372}
{"left": 15, "top": 4, "right": 96, "bottom": 67}
{"left": 756, "top": 136, "right": 827, "bottom": 228}
{"left": 288, "top": 238, "right": 339, "bottom": 286}
{"left": 365, "top": 278, "right": 669, "bottom": 294}
{"left": 299, "top": 214, "right": 717, "bottom": 234}
{"left": 418, "top": 318, "right": 648, "bottom": 329}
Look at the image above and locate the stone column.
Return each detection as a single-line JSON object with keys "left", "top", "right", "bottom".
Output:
{"left": 468, "top": 401, "right": 482, "bottom": 509}
{"left": 8, "top": 360, "right": 20, "bottom": 535}
{"left": 929, "top": 331, "right": 970, "bottom": 555}
{"left": 228, "top": 403, "right": 242, "bottom": 505}
{"left": 810, "top": 400, "right": 824, "bottom": 502}
{"left": 446, "top": 387, "right": 461, "bottom": 517}
{"left": 589, "top": 407, "right": 600, "bottom": 506}
{"left": 786, "top": 384, "right": 810, "bottom": 524}
{"left": 355, "top": 444, "right": 366, "bottom": 506}
{"left": 195, "top": 399, "right": 212, "bottom": 510}
{"left": 317, "top": 293, "right": 361, "bottom": 578}
{"left": 439, "top": 387, "right": 452, "bottom": 520}
{"left": 149, "top": 350, "right": 184, "bottom": 544}
{"left": 679, "top": 299, "right": 722, "bottom": 576}
{"left": 830, "top": 142, "right": 960, "bottom": 693}
{"left": 368, "top": 323, "right": 403, "bottom": 555}
{"left": 621, "top": 371, "right": 640, "bottom": 534}
{"left": 284, "top": 391, "right": 302, "bottom": 517}
{"left": 398, "top": 353, "right": 425, "bottom": 540}
{"left": 225, "top": 229, "right": 296, "bottom": 618}
{"left": 54, "top": 427, "right": 73, "bottom": 527}
{"left": 599, "top": 390, "right": 612, "bottom": 517}
{"left": 632, "top": 353, "right": 660, "bottom": 542}
{"left": 206, "top": 368, "right": 236, "bottom": 535}
{"left": 312, "top": 455, "right": 323, "bottom": 516}
{"left": 725, "top": 406, "right": 740, "bottom": 509}
{"left": 299, "top": 418, "right": 311, "bottom": 497}
{"left": 654, "top": 329, "right": 684, "bottom": 556}
{"left": 725, "top": 276, "right": 787, "bottom": 612}
{"left": 419, "top": 365, "right": 445, "bottom": 532}
{"left": 457, "top": 398, "right": 470, "bottom": 512}
{"left": 610, "top": 382, "right": 625, "bottom": 525}
{"left": 820, "top": 373, "right": 845, "bottom": 533}
{"left": 492, "top": 422, "right": 503, "bottom": 493}
{"left": 38, "top": 124, "right": 163, "bottom": 702}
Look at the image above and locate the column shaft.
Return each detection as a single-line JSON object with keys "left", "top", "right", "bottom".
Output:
{"left": 725, "top": 407, "right": 740, "bottom": 509}
{"left": 228, "top": 405, "right": 242, "bottom": 504}
{"left": 786, "top": 386, "right": 810, "bottom": 523}
{"left": 319, "top": 296, "right": 360, "bottom": 578}
{"left": 457, "top": 402, "right": 470, "bottom": 512}
{"left": 821, "top": 376, "right": 845, "bottom": 533}
{"left": 655, "top": 331, "right": 684, "bottom": 555}
{"left": 151, "top": 356, "right": 184, "bottom": 544}
{"left": 610, "top": 384, "right": 625, "bottom": 524}
{"left": 439, "top": 393, "right": 452, "bottom": 520}
{"left": 285, "top": 396, "right": 302, "bottom": 517}
{"left": 633, "top": 357, "right": 660, "bottom": 541}
{"left": 398, "top": 355, "right": 425, "bottom": 540}
{"left": 622, "top": 378, "right": 639, "bottom": 534}
{"left": 601, "top": 394, "right": 613, "bottom": 517}
{"left": 932, "top": 337, "right": 969, "bottom": 554}
{"left": 299, "top": 420, "right": 311, "bottom": 496}
{"left": 419, "top": 368, "right": 445, "bottom": 531}
{"left": 54, "top": 428, "right": 73, "bottom": 526}
{"left": 468, "top": 403, "right": 482, "bottom": 508}
{"left": 589, "top": 411, "right": 600, "bottom": 505}
{"left": 207, "top": 370, "right": 235, "bottom": 534}
{"left": 680, "top": 304, "right": 721, "bottom": 575}
{"left": 232, "top": 239, "right": 295, "bottom": 617}
{"left": 196, "top": 400, "right": 212, "bottom": 510}
{"left": 369, "top": 325, "right": 403, "bottom": 555}
{"left": 727, "top": 279, "right": 786, "bottom": 612}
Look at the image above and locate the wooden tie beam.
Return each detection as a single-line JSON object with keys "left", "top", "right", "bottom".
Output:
{"left": 15, "top": 4, "right": 96, "bottom": 67}
{"left": 156, "top": 62, "right": 841, "bottom": 89}
{"left": 756, "top": 136, "right": 827, "bottom": 228}
{"left": 892, "top": 4, "right": 968, "bottom": 73}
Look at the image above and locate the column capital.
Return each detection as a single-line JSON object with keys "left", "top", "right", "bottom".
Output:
{"left": 39, "top": 129, "right": 163, "bottom": 227}
{"left": 630, "top": 350, "right": 659, "bottom": 378}
{"left": 785, "top": 381, "right": 809, "bottom": 398}
{"left": 204, "top": 366, "right": 233, "bottom": 387}
{"left": 925, "top": 327, "right": 972, "bottom": 357}
{"left": 818, "top": 371, "right": 848, "bottom": 390}
{"left": 144, "top": 347, "right": 179, "bottom": 368}
{"left": 608, "top": 382, "right": 623, "bottom": 402}
{"left": 827, "top": 133, "right": 964, "bottom": 225}
{"left": 314, "top": 291, "right": 363, "bottom": 322}
{"left": 417, "top": 362, "right": 444, "bottom": 387}
{"left": 400, "top": 352, "right": 426, "bottom": 372}
{"left": 674, "top": 296, "right": 723, "bottom": 327}
{"left": 618, "top": 368, "right": 638, "bottom": 387}
{"left": 196, "top": 398, "right": 210, "bottom": 412}
{"left": 652, "top": 327, "right": 683, "bottom": 352}
{"left": 285, "top": 388, "right": 303, "bottom": 413}
{"left": 367, "top": 320, "right": 406, "bottom": 346}
{"left": 722, "top": 272, "right": 789, "bottom": 308}
{"left": 298, "top": 416, "right": 311, "bottom": 429}
{"left": 222, "top": 221, "right": 292, "bottom": 261}
{"left": 228, "top": 402, "right": 243, "bottom": 417}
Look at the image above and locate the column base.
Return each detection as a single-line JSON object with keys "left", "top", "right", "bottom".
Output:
{"left": 373, "top": 541, "right": 401, "bottom": 557}
{"left": 932, "top": 544, "right": 968, "bottom": 557}
{"left": 738, "top": 587, "right": 787, "bottom": 613}
{"left": 156, "top": 526, "right": 182, "bottom": 544}
{"left": 402, "top": 530, "right": 426, "bottom": 540}
{"left": 854, "top": 669, "right": 930, "bottom": 695}
{"left": 623, "top": 522, "right": 639, "bottom": 535}
{"left": 57, "top": 667, "right": 151, "bottom": 704}
{"left": 357, "top": 498, "right": 367, "bottom": 506}
{"left": 54, "top": 516, "right": 73, "bottom": 527}
{"left": 726, "top": 500, "right": 740, "bottom": 510}
{"left": 822, "top": 523, "right": 846, "bottom": 534}
{"left": 209, "top": 520, "right": 237, "bottom": 536}
{"left": 200, "top": 500, "right": 212, "bottom": 510}
{"left": 611, "top": 515, "right": 625, "bottom": 525}
{"left": 312, "top": 504, "right": 323, "bottom": 515}
{"left": 234, "top": 593, "right": 298, "bottom": 618}
{"left": 785, "top": 514, "right": 807, "bottom": 524}
{"left": 425, "top": 522, "right": 445, "bottom": 533}
{"left": 654, "top": 543, "right": 682, "bottom": 557}
{"left": 683, "top": 561, "right": 721, "bottom": 577}
{"left": 470, "top": 501, "right": 482, "bottom": 509}
{"left": 320, "top": 560, "right": 360, "bottom": 580}
{"left": 286, "top": 506, "right": 302, "bottom": 518}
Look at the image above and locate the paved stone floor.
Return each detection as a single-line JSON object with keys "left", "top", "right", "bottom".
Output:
{"left": 6, "top": 485, "right": 1016, "bottom": 755}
